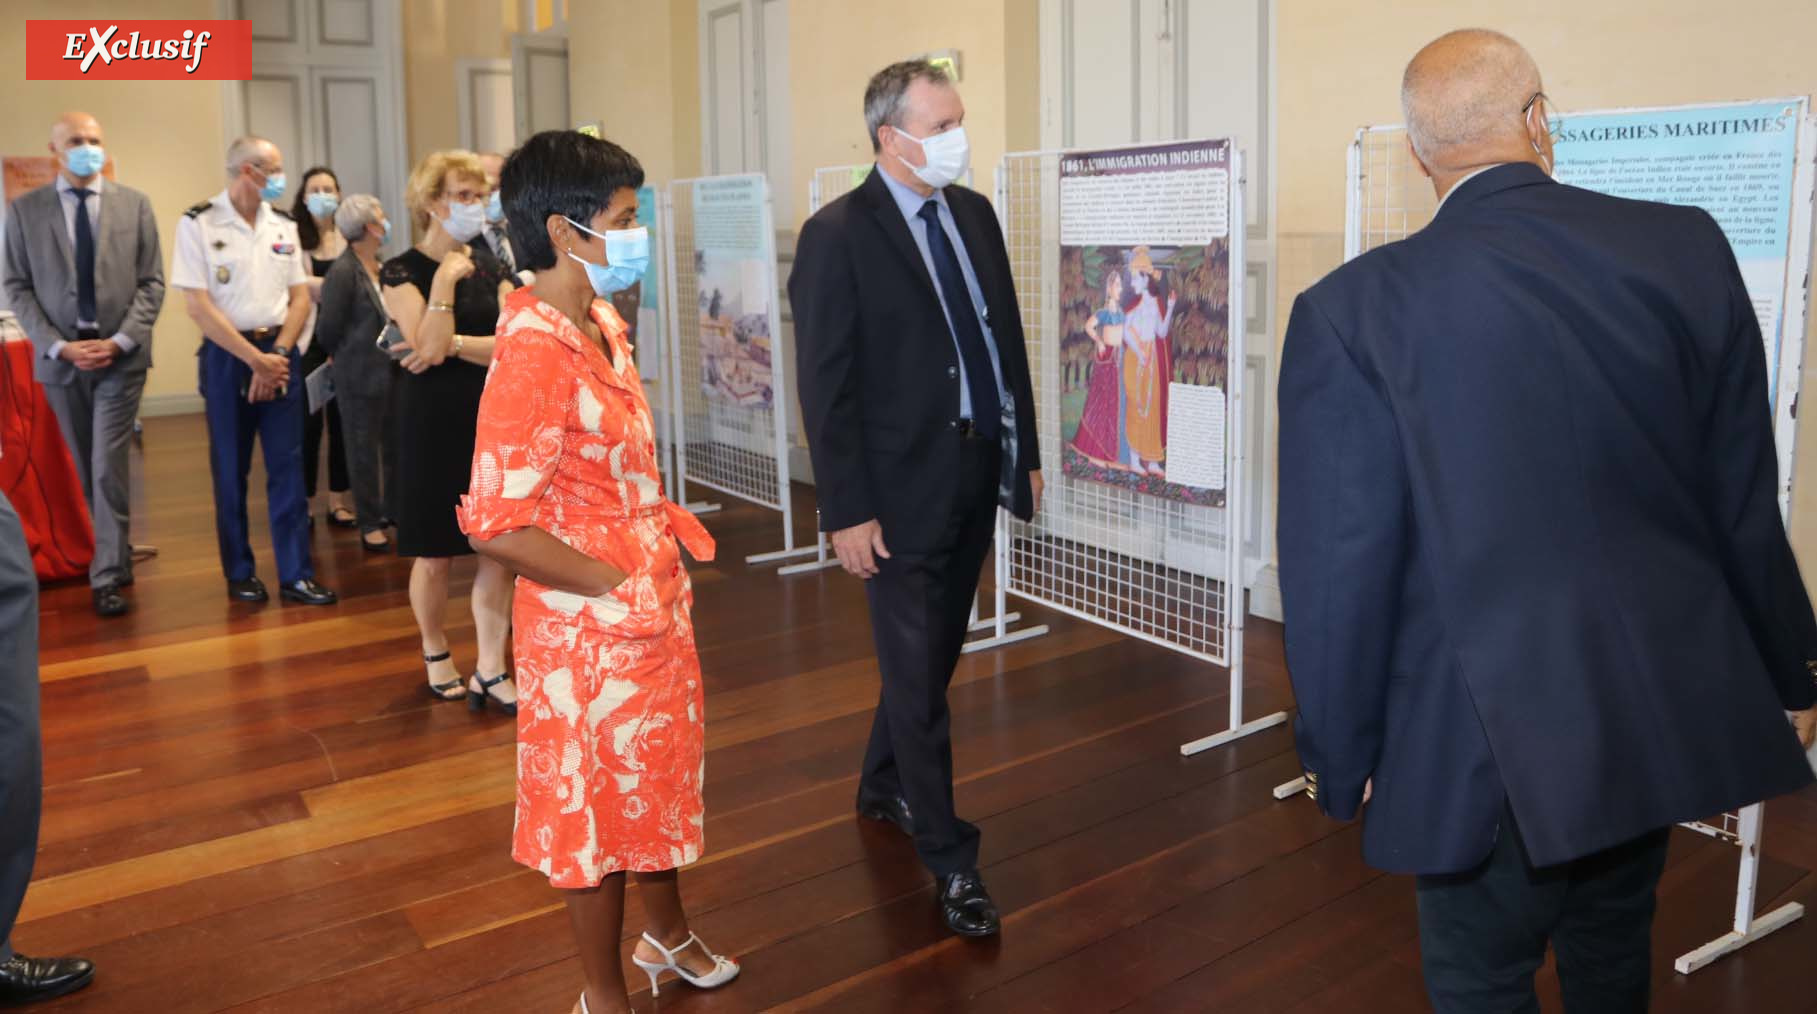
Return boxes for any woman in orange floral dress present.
[459,131,739,1014]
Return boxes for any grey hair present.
[863,60,952,153]
[334,193,384,241]
[1400,29,1541,165]
[225,135,275,178]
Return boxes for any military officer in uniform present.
[171,136,336,606]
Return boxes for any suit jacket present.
[1278,162,1817,876]
[314,245,393,399]
[788,169,1039,552]
[2,179,164,383]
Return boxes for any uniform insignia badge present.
[216,265,231,283]
[272,242,296,255]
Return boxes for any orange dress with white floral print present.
[458,286,715,888]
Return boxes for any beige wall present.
[566,0,700,188]
[400,0,520,168]
[0,0,225,410]
[1275,1,1817,589]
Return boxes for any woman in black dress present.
[292,166,356,529]
[381,150,516,710]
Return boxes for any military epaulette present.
[270,206,293,221]
[183,200,213,218]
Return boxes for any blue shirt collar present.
[876,163,947,224]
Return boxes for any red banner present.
[24,20,251,81]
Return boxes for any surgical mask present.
[486,190,504,223]
[63,144,105,178]
[305,192,339,219]
[439,199,488,242]
[259,170,287,203]
[564,217,649,296]
[370,219,391,244]
[894,125,970,190]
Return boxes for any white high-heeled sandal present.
[630,931,740,997]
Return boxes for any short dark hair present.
[864,60,952,153]
[500,131,645,271]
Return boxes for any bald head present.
[1402,29,1546,173]
[49,112,103,150]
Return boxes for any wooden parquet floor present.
[15,414,1817,1012]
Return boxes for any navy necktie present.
[489,226,515,272]
[72,188,97,324]
[917,200,999,438]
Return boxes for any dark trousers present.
[331,363,393,535]
[1417,807,1671,1014]
[200,340,313,584]
[302,400,349,499]
[0,491,42,961]
[859,432,999,878]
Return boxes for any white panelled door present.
[512,33,571,141]
[222,0,408,258]
[1040,0,1279,615]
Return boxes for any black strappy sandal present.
[469,672,518,716]
[423,651,464,700]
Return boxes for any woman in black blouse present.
[293,166,355,528]
[381,150,516,711]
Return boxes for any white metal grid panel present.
[664,174,792,514]
[996,147,1246,667]
[811,165,870,212]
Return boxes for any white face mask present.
[894,125,971,190]
[439,199,488,243]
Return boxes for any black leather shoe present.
[227,577,269,603]
[279,579,338,606]
[857,792,915,837]
[91,584,129,618]
[0,953,95,1005]
[938,871,1000,937]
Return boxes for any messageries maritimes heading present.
[25,21,252,81]
[1558,113,1793,145]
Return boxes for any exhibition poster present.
[692,175,775,409]
[1058,139,1232,508]
[610,184,661,376]
[1553,99,1804,394]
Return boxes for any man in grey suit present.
[2,111,165,617]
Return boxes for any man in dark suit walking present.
[1278,29,1817,1013]
[790,59,1042,938]
[2,111,164,618]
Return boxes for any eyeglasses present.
[1522,91,1564,143]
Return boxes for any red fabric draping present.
[0,337,94,581]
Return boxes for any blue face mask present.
[304,192,339,219]
[486,190,504,223]
[63,144,106,178]
[259,169,287,203]
[565,217,649,296]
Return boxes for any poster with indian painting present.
[1057,139,1232,507]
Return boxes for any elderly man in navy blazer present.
[1278,29,1817,1014]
